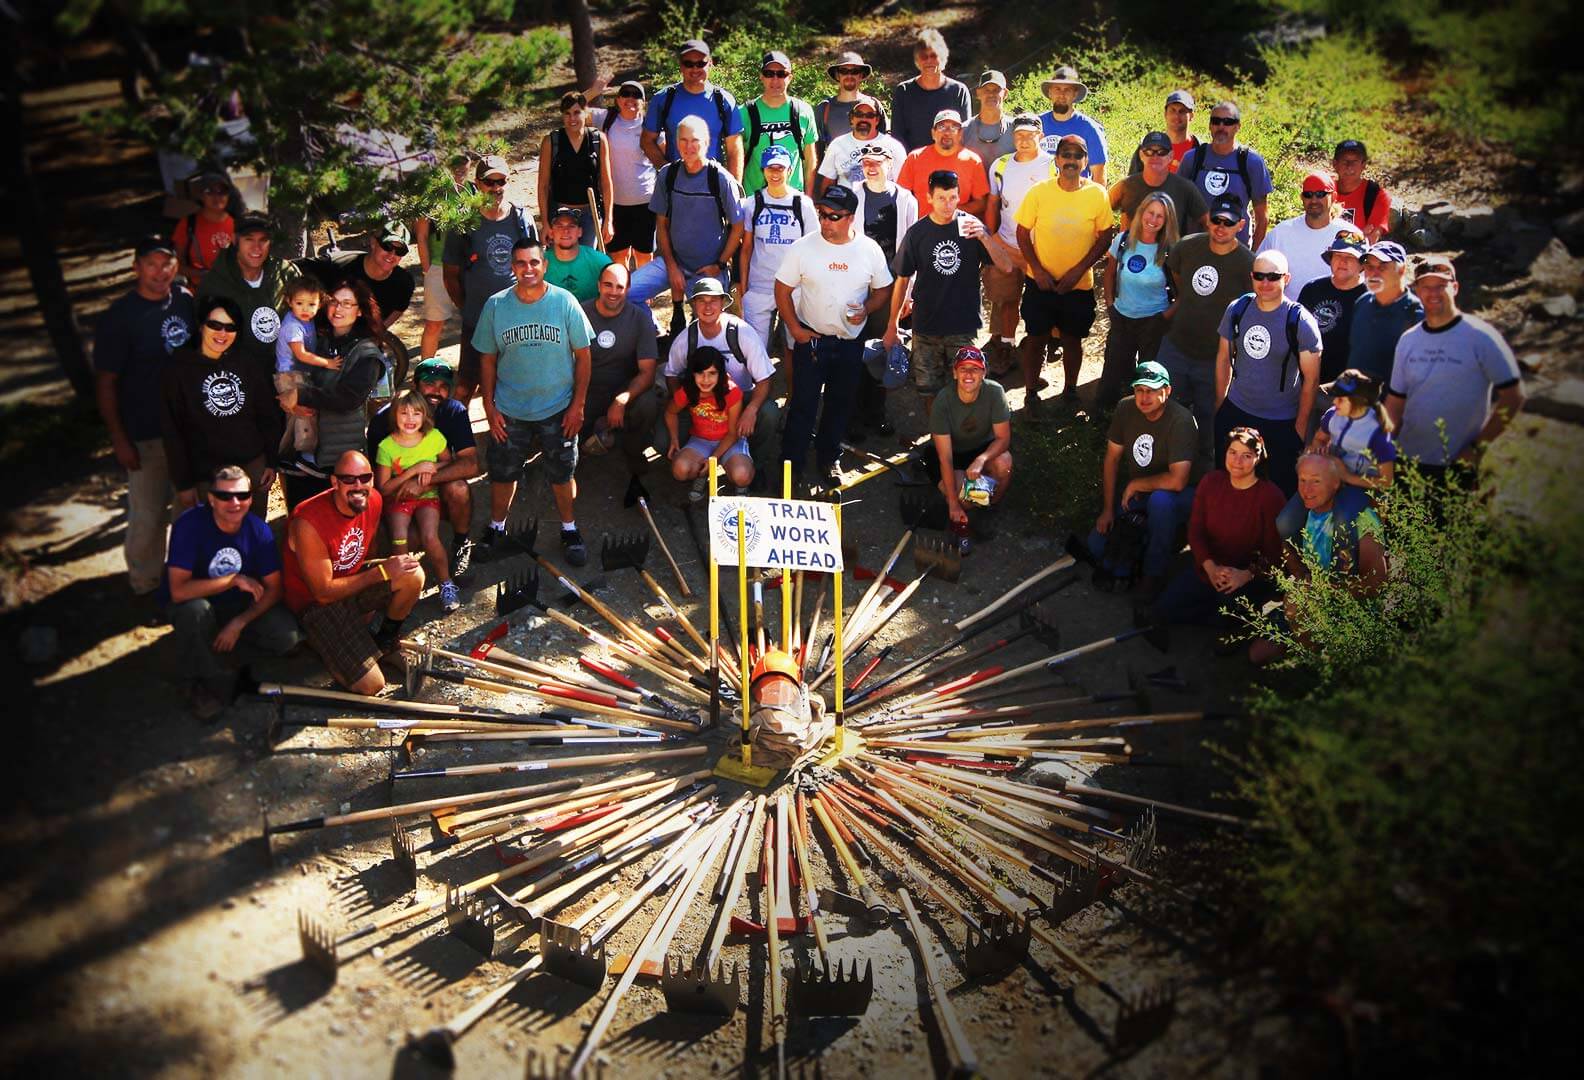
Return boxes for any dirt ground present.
[5,4,1582,1079]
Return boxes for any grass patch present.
[1006,410,1108,537]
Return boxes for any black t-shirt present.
[1296,276,1367,382]
[300,252,416,325]
[92,288,197,442]
[894,215,990,337]
[863,188,900,262]
[366,396,474,460]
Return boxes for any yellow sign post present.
[712,458,779,787]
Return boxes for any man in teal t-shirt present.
[542,205,613,301]
[738,50,819,194]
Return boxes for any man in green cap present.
[1078,360,1202,596]
[367,357,481,578]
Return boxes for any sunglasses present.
[1209,216,1240,227]
[1140,147,1169,156]
[618,89,642,99]
[1300,190,1331,199]
[680,58,708,69]
[1251,270,1284,282]
[1210,116,1239,126]
[335,472,375,485]
[204,319,237,332]
[851,111,878,121]
[210,489,253,502]
[478,177,506,188]
[761,68,789,78]
[1057,150,1086,159]
[836,67,865,76]
[379,240,409,255]
[817,210,852,221]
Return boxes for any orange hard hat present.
[750,648,801,688]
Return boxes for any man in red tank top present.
[284,450,425,694]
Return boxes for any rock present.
[18,626,58,665]
[1538,294,1579,318]
[1401,223,1441,252]
[1450,205,1496,241]
[1498,223,1555,271]
[1519,353,1547,373]
[329,1021,346,1036]
[1556,208,1584,254]
[1421,200,1454,223]
[1026,761,1088,788]
[1528,238,1584,292]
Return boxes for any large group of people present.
[90,28,1526,717]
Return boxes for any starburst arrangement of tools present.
[255,497,1237,1079]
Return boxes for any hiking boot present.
[476,525,508,562]
[560,527,588,567]
[190,680,227,724]
[439,580,461,613]
[450,534,474,582]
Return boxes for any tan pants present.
[274,371,318,454]
[125,438,174,595]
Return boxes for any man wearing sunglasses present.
[200,211,289,375]
[1110,131,1209,234]
[284,450,425,696]
[1178,102,1272,248]
[815,97,905,194]
[300,220,416,330]
[164,465,302,721]
[642,39,744,175]
[1257,172,1355,300]
[736,51,818,195]
[814,51,886,149]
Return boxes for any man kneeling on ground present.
[165,464,304,721]
[928,345,1012,556]
[282,450,424,694]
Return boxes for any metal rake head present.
[962,914,1032,978]
[537,917,608,988]
[912,534,962,583]
[1019,598,1064,649]
[297,909,338,979]
[524,1046,603,1080]
[1113,982,1178,1050]
[660,956,742,1015]
[1046,855,1104,926]
[1124,808,1158,871]
[599,531,650,572]
[390,820,418,889]
[447,885,530,959]
[788,955,874,1016]
[508,517,539,557]
[899,490,948,531]
[495,566,542,617]
[401,641,434,696]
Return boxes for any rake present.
[962,913,1032,978]
[598,532,650,574]
[912,533,962,584]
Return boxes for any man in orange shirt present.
[896,110,989,219]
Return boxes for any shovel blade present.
[1113,983,1177,1050]
[538,917,608,988]
[789,955,874,1016]
[599,531,650,572]
[495,567,542,617]
[297,909,339,979]
[962,914,1032,978]
[913,534,962,583]
[660,956,741,1015]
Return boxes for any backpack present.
[991,153,1057,190]
[752,189,809,235]
[601,107,620,134]
[1361,179,1381,222]
[746,99,812,160]
[1227,293,1304,393]
[686,319,744,367]
[657,83,732,143]
[660,160,733,225]
[463,205,538,271]
[1189,143,1253,201]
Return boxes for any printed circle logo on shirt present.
[200,370,245,417]
[931,240,962,276]
[1191,266,1219,296]
[1038,134,1061,156]
[1242,325,1272,360]
[596,330,616,350]
[161,314,191,353]
[1132,433,1155,468]
[1313,299,1341,333]
[334,526,368,572]
[1126,254,1148,274]
[207,546,243,578]
[1204,170,1230,197]
[251,305,280,343]
[486,233,514,274]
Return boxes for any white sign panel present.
[709,497,844,571]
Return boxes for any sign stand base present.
[713,751,780,788]
[817,724,864,767]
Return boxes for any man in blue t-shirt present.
[472,238,595,565]
[641,38,745,175]
[1348,241,1423,385]
[1036,65,1108,184]
[1178,102,1273,249]
[163,465,302,720]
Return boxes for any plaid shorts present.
[486,409,578,485]
[299,579,392,689]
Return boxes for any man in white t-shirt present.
[737,146,815,355]
[816,99,906,195]
[1258,171,1355,300]
[981,114,1053,373]
[773,185,895,486]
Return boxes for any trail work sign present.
[709,497,845,571]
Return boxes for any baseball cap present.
[1138,130,1172,153]
[476,155,509,180]
[760,145,793,169]
[235,211,274,237]
[953,346,987,370]
[688,276,728,299]
[1056,133,1088,154]
[1321,230,1368,262]
[857,141,893,160]
[1131,361,1171,389]
[413,358,455,386]
[616,79,645,100]
[1364,240,1407,265]
[1334,138,1368,159]
[550,205,583,224]
[1011,113,1043,133]
[134,234,177,258]
[1410,255,1457,283]
[1318,368,1382,402]
[378,221,411,247]
[678,39,711,58]
[1208,194,1245,223]
[932,109,964,128]
[1166,89,1195,111]
[816,184,859,214]
[761,50,790,70]
[977,70,1007,90]
[1302,170,1335,194]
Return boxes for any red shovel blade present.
[729,915,767,936]
[540,804,621,833]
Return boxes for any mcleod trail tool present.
[637,495,693,598]
[662,795,763,1014]
[912,533,962,584]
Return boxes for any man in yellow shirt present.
[1014,133,1113,409]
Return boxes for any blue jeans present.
[1086,485,1197,577]
[1154,567,1276,625]
[1156,337,1216,469]
[780,334,865,473]
[627,258,732,305]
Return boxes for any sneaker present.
[476,525,508,562]
[689,476,707,505]
[560,527,588,567]
[190,680,226,724]
[450,534,474,582]
[439,580,461,613]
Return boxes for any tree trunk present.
[567,0,596,90]
[1,63,93,402]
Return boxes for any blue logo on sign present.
[1126,254,1147,274]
